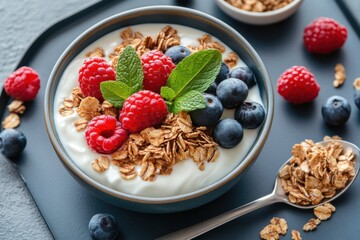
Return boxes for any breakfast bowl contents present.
[44,6,273,213]
[216,0,304,25]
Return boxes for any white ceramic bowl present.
[44,6,274,213]
[216,0,304,25]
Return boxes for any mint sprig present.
[116,46,143,93]
[171,90,206,113]
[100,46,143,107]
[100,81,131,108]
[160,49,222,113]
[100,47,222,113]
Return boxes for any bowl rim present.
[44,5,274,205]
[217,0,303,17]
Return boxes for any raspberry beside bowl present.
[44,6,274,213]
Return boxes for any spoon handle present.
[156,193,280,240]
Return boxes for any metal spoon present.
[157,140,360,240]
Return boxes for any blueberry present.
[215,62,229,84]
[229,67,256,88]
[216,78,248,109]
[212,118,243,149]
[89,213,119,240]
[355,90,360,109]
[164,45,191,64]
[205,82,217,95]
[190,94,223,128]
[321,95,351,126]
[0,129,27,159]
[235,102,265,129]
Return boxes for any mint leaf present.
[160,86,175,100]
[116,46,143,93]
[166,50,222,101]
[100,81,131,108]
[171,90,206,113]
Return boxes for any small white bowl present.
[216,0,304,25]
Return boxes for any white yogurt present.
[54,24,264,198]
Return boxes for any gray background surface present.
[0,1,87,239]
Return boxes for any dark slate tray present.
[2,0,360,239]
[336,0,360,38]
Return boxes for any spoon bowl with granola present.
[157,139,359,239]
[44,6,274,213]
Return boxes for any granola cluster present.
[60,88,219,182]
[225,0,293,12]
[333,63,346,88]
[279,138,355,206]
[85,26,238,71]
[260,202,336,239]
[2,100,26,129]
[110,112,219,181]
[353,77,360,90]
[109,25,181,69]
[59,87,118,131]
[259,217,288,240]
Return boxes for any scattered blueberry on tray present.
[321,95,351,126]
[89,213,120,240]
[0,128,27,159]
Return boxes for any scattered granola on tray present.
[333,63,346,88]
[259,217,288,240]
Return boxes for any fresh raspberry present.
[85,115,128,154]
[78,57,116,101]
[4,66,40,101]
[141,50,175,93]
[277,66,320,104]
[119,90,168,133]
[303,17,347,54]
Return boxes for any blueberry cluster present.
[191,63,265,149]
[164,46,265,149]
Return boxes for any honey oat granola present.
[1,100,27,129]
[110,25,181,69]
[303,218,321,231]
[226,0,293,12]
[353,77,360,90]
[259,217,288,240]
[313,202,336,220]
[291,230,302,240]
[92,156,110,172]
[333,63,346,88]
[2,113,20,129]
[8,100,25,114]
[279,138,355,206]
[111,112,219,181]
